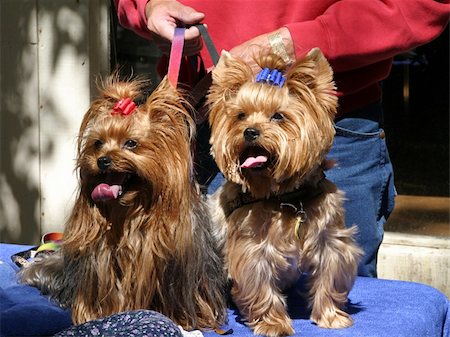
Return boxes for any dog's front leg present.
[301,206,361,329]
[228,240,295,337]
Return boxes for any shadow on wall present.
[0,1,89,244]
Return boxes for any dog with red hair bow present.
[20,75,227,330]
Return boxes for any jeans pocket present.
[334,123,384,139]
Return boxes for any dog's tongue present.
[91,183,122,202]
[241,156,268,169]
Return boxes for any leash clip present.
[281,202,307,240]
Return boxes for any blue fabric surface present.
[1,243,448,337]
[0,244,71,337]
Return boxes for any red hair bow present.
[112,98,136,116]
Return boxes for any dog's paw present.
[311,308,353,329]
[252,318,295,337]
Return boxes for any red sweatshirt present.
[115,0,449,115]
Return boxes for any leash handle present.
[167,24,219,87]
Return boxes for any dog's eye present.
[94,139,103,149]
[237,112,246,120]
[271,112,285,121]
[124,139,138,150]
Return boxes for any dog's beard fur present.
[207,49,363,336]
[19,75,227,330]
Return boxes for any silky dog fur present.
[207,49,362,336]
[20,75,227,330]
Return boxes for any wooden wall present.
[1,0,110,244]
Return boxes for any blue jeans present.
[326,102,396,277]
[201,102,396,278]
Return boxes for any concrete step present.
[378,195,449,297]
[378,232,449,297]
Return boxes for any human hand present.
[145,0,205,55]
[229,27,295,73]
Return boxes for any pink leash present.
[167,25,219,88]
[167,27,186,87]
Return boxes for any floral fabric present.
[54,310,182,337]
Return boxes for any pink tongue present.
[91,183,122,202]
[241,156,268,169]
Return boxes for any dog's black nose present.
[244,128,260,142]
[97,156,112,170]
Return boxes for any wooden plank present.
[0,1,41,244]
[37,0,90,235]
[0,0,109,244]
[37,0,109,236]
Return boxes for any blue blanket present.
[1,243,448,337]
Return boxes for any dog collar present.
[226,172,326,217]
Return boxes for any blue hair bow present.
[255,68,286,87]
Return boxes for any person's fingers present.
[149,2,204,39]
[154,22,174,41]
[184,25,202,40]
[145,0,205,55]
[173,4,204,25]
[229,42,262,73]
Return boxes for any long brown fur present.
[207,49,362,336]
[19,75,227,330]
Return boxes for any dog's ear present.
[143,76,195,138]
[286,48,338,117]
[147,76,178,103]
[211,51,253,95]
[144,76,187,117]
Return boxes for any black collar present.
[226,172,326,216]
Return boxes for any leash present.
[167,24,219,124]
[195,24,219,65]
[167,29,233,332]
[167,27,186,87]
[168,24,219,87]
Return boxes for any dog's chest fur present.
[217,186,307,290]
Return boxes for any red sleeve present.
[115,0,152,40]
[286,0,450,72]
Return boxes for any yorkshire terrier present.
[19,75,227,330]
[207,49,363,336]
